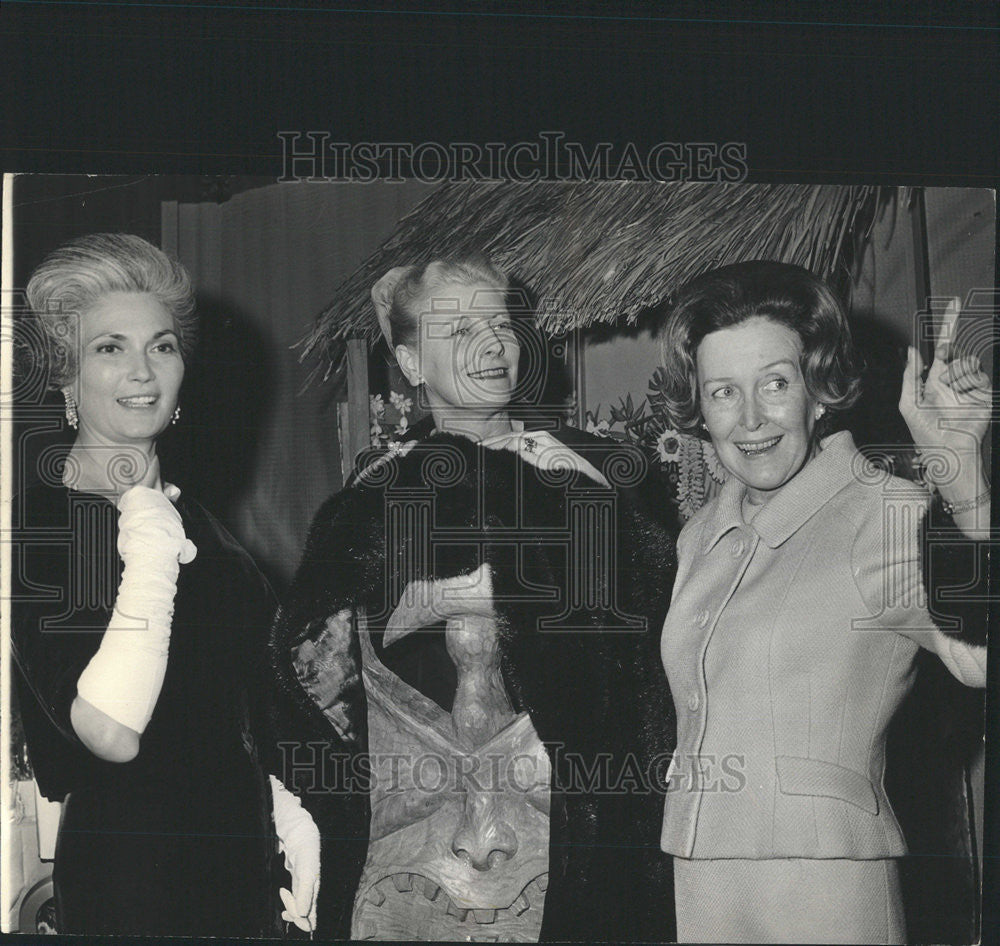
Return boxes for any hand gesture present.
[117,485,197,566]
[899,297,993,474]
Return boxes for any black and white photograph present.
[1,4,997,945]
[2,174,993,943]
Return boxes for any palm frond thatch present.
[301,182,892,386]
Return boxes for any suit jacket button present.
[731,538,746,558]
[696,609,710,627]
[687,693,700,711]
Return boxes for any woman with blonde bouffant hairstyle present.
[12,233,313,936]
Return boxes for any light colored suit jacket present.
[659,431,986,860]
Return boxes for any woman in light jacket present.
[656,261,989,943]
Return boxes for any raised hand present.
[899,297,992,536]
[899,297,993,470]
[117,486,198,566]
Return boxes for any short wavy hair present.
[659,260,862,434]
[25,233,197,390]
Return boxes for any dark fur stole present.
[269,432,678,941]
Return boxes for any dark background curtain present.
[160,181,433,588]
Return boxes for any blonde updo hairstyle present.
[370,256,510,353]
[26,232,197,390]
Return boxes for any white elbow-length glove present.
[270,775,321,933]
[75,484,197,734]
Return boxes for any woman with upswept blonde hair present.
[12,233,309,936]
[270,254,679,942]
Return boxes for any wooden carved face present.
[352,603,551,942]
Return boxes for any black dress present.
[11,481,278,937]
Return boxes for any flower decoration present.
[371,388,420,450]
[577,367,725,519]
[655,428,682,463]
[701,439,728,485]
[389,391,412,415]
[585,412,612,438]
[367,365,723,518]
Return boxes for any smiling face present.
[696,316,822,502]
[397,281,520,421]
[66,291,184,450]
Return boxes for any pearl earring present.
[172,405,181,425]
[815,404,826,419]
[63,391,79,430]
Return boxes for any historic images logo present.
[278,131,748,183]
[277,741,748,797]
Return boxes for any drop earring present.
[63,391,79,430]
[815,404,826,420]
[172,405,181,425]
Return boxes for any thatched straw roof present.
[301,182,889,385]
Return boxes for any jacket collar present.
[701,430,859,553]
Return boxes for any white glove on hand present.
[270,775,320,933]
[75,485,197,734]
[116,484,198,566]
